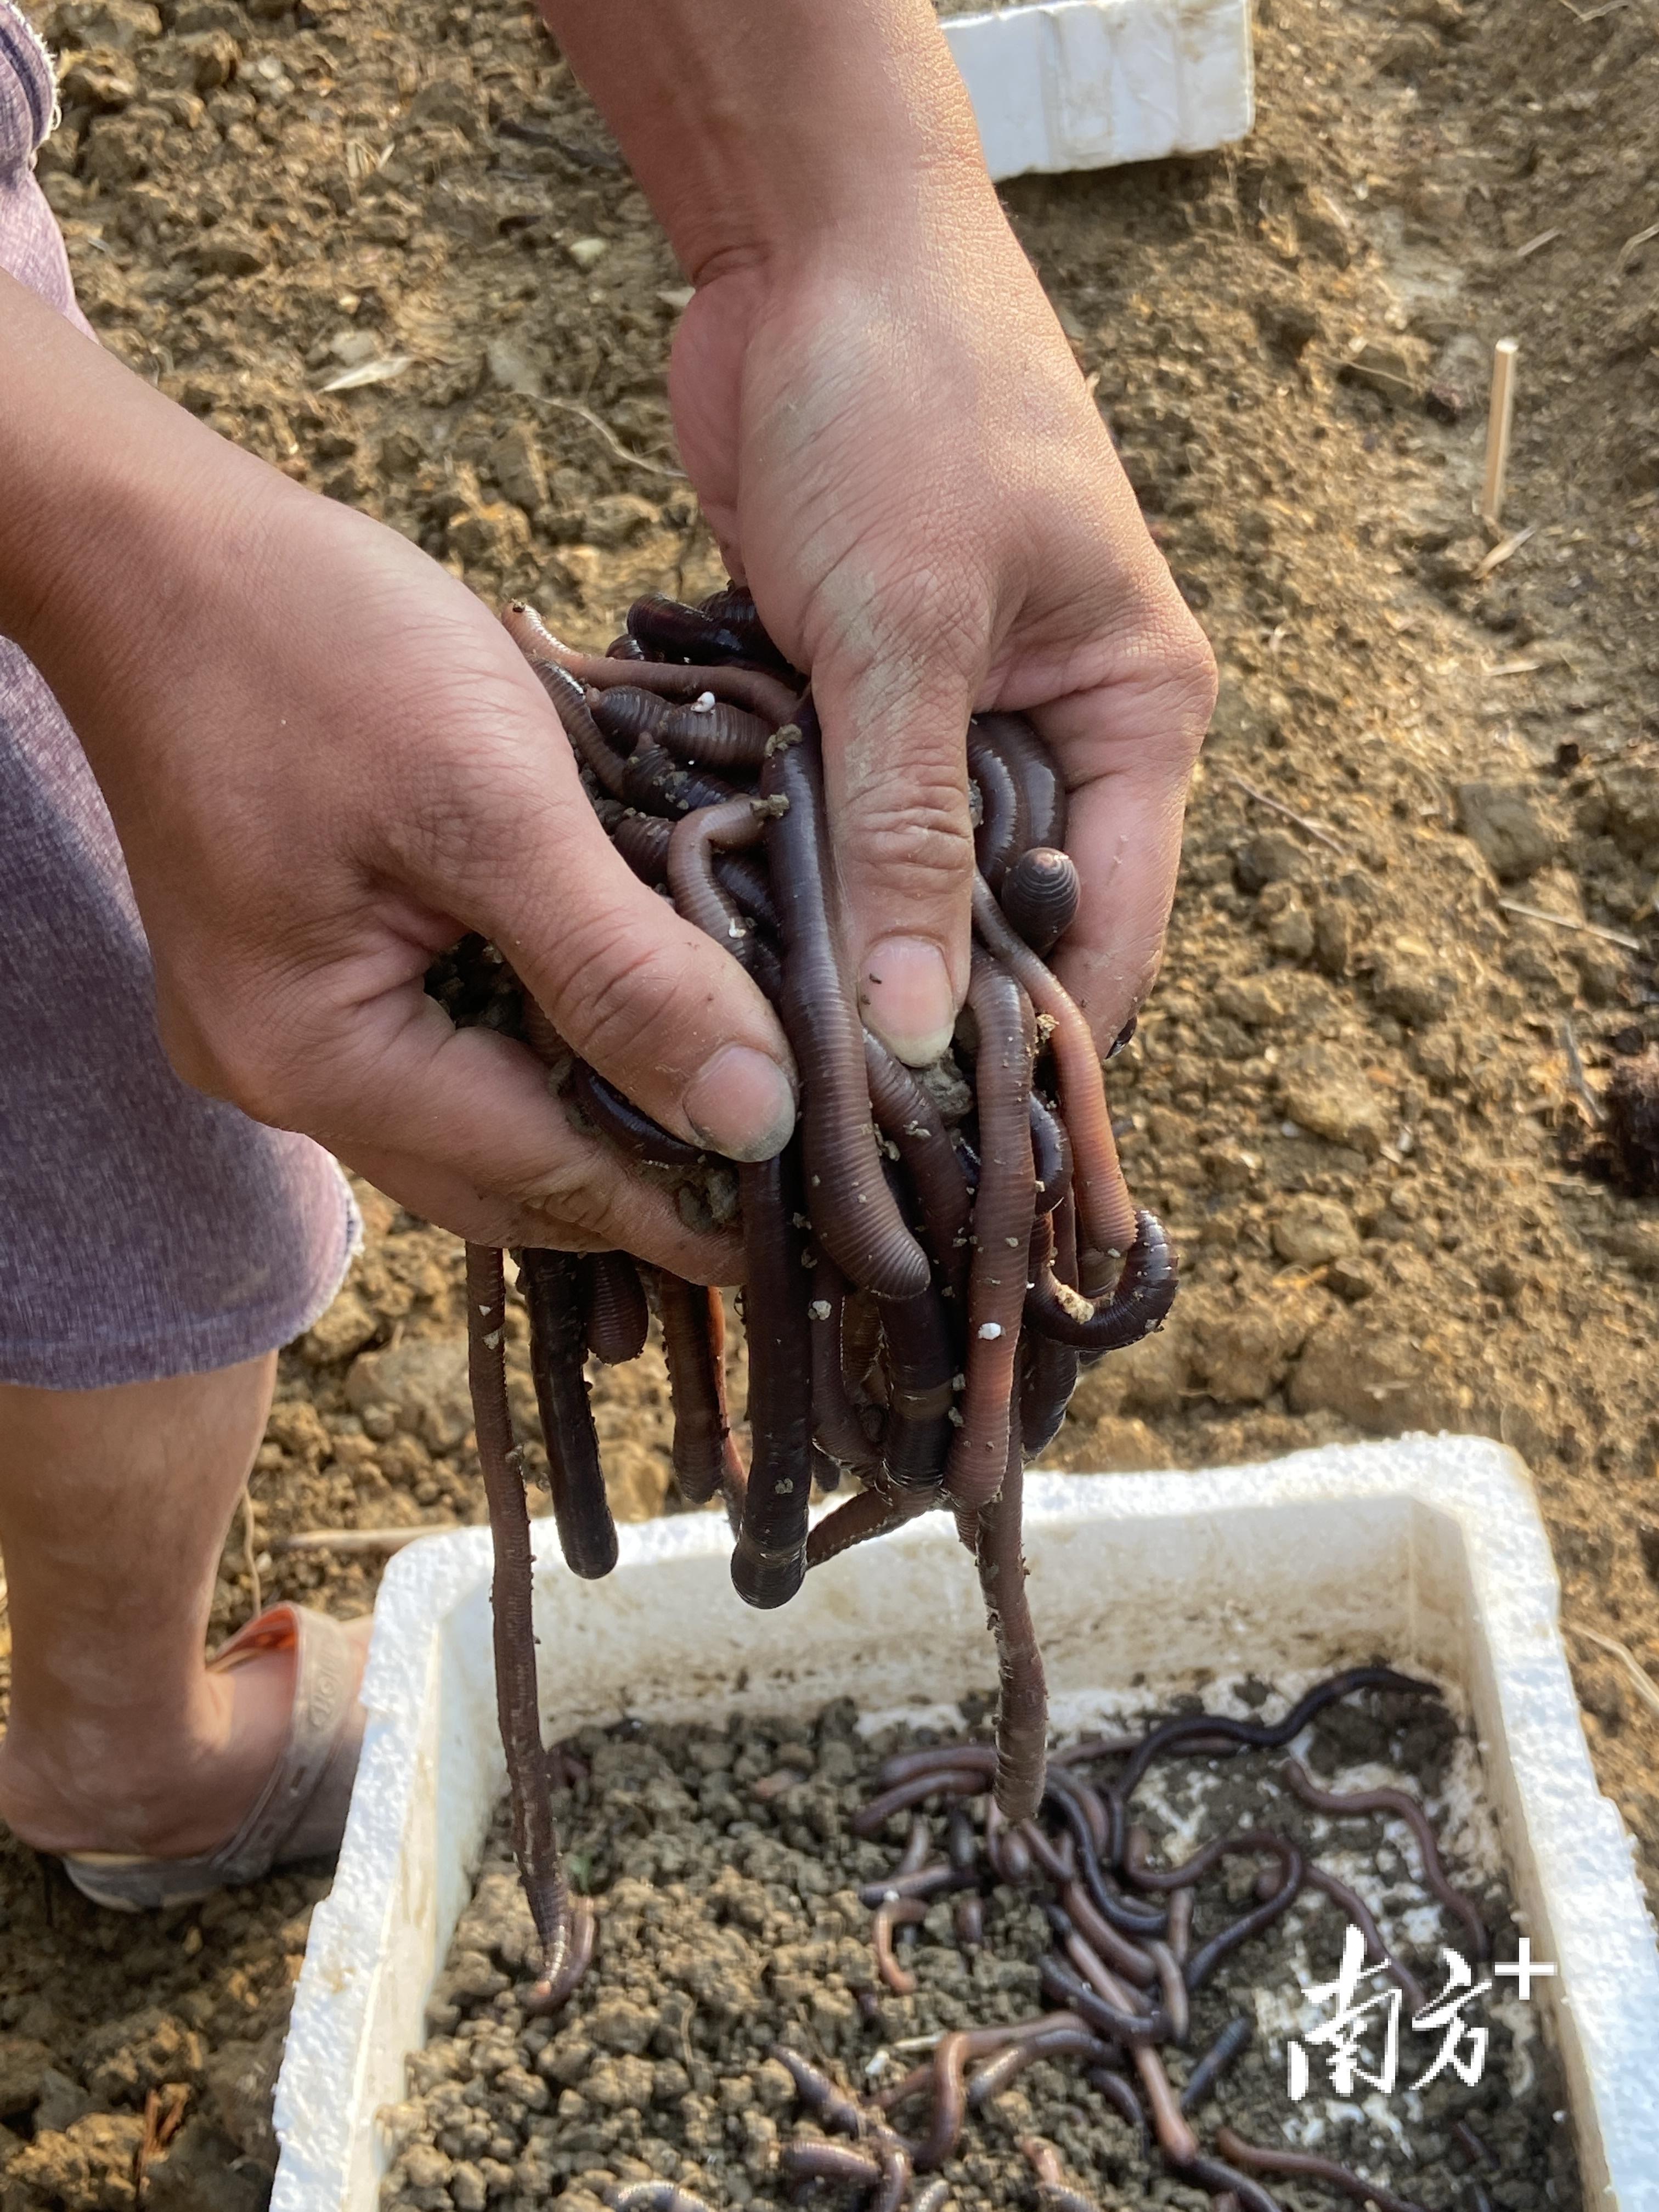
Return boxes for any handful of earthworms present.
[600,1666,1496,2212]
[448,585,1176,2010]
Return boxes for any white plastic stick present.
[1481,337,1519,527]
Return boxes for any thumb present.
[812,599,980,1068]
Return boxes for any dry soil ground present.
[2,0,1657,2199]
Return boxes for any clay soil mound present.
[3,0,1656,2198]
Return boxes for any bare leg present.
[0,1353,326,1858]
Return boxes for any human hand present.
[0,276,794,1269]
[668,199,1216,1067]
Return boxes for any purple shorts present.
[1,1,358,1389]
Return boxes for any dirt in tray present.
[4,0,1658,2196]
[380,1686,1579,2212]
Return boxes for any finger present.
[811,580,983,1068]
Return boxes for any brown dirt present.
[3,0,1657,2197]
[382,1689,1577,2212]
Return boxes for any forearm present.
[535,0,992,278]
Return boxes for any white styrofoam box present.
[274,1438,1659,2212]
[940,0,1254,179]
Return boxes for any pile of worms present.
[446,586,1177,2010]
[600,1666,1499,2212]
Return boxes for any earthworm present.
[1058,1881,1159,1987]
[878,1285,956,1496]
[522,656,631,797]
[622,739,736,819]
[970,1427,1048,1818]
[657,694,775,772]
[985,1800,1032,1883]
[1165,1886,1193,1966]
[879,2020,1064,2115]
[1133,2041,1198,2167]
[1453,2120,1493,2167]
[971,872,1132,1260]
[1046,1764,1110,1858]
[872,2142,911,2212]
[1019,2138,1102,2212]
[877,1742,998,1789]
[1019,1283,1078,1458]
[582,1251,649,1364]
[666,794,781,992]
[946,961,1037,1509]
[504,600,800,724]
[777,2142,881,2188]
[604,633,646,659]
[1113,1666,1437,1799]
[803,1481,907,1570]
[1302,1861,1429,2015]
[1214,2129,1431,2212]
[909,2030,971,2168]
[656,1275,744,1510]
[1045,1783,1165,1937]
[1178,2162,1283,2212]
[872,1895,927,1993]
[731,1152,814,1607]
[610,808,673,883]
[966,2028,1118,2111]
[628,590,795,679]
[1179,2018,1252,2113]
[1039,1955,1163,2045]
[571,1059,706,1169]
[1024,1206,1179,1354]
[1019,1818,1075,1886]
[850,1768,992,1836]
[966,720,1028,889]
[1002,847,1082,957]
[1084,2067,1149,2153]
[524,1895,595,2016]
[1282,1757,1488,1960]
[809,1263,883,1476]
[760,716,930,1301]
[953,1893,984,1951]
[947,1805,977,1871]
[1051,1731,1142,1766]
[970,712,1068,851]
[897,1816,933,1876]
[714,847,780,932]
[1124,1829,1304,1990]
[1028,1092,1074,1212]
[857,1863,970,1908]
[1060,1920,1158,2024]
[520,1248,619,1581]
[603,2187,718,2212]
[695,584,797,675]
[863,1031,974,1311]
[1147,1938,1189,2042]
[768,2047,871,2140]
[910,2183,950,2212]
[464,1245,569,1990]
[588,682,670,749]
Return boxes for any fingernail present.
[860,937,957,1066]
[684,1046,797,1161]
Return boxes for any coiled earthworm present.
[864,1031,974,1312]
[588,682,670,749]
[1302,1862,1428,2016]
[1127,1829,1305,1991]
[1046,1763,1110,1858]
[582,1251,648,1364]
[971,1427,1048,1818]
[1214,2129,1431,2212]
[571,1059,706,1170]
[850,1768,991,1836]
[872,1895,927,1993]
[622,739,736,819]
[656,1274,744,1513]
[761,717,931,1301]
[657,693,775,773]
[731,1152,813,1607]
[520,1248,619,1581]
[810,1262,883,1476]
[909,2029,971,2168]
[504,600,801,724]
[966,720,1028,890]
[970,712,1068,851]
[1001,845,1082,956]
[1179,2017,1252,2113]
[946,961,1037,1509]
[1112,1666,1438,1800]
[1018,1817,1075,1886]
[1282,1757,1489,1961]
[1019,2137,1103,2212]
[1084,2067,1149,2154]
[464,1245,570,1993]
[666,794,781,994]
[522,656,631,797]
[970,872,1133,1261]
[1024,1206,1180,1354]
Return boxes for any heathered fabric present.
[1,1,360,1388]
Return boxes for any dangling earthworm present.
[666,795,782,996]
[971,871,1133,1261]
[802,1480,909,1570]
[1112,1666,1437,1799]
[519,656,632,797]
[945,960,1036,1510]
[1302,1863,1429,2015]
[1019,2137,1103,2212]
[657,694,775,773]
[863,1031,974,1312]
[504,601,801,725]
[582,1252,649,1364]
[1281,1758,1489,1960]
[970,711,1068,850]
[519,1248,619,1581]
[1024,1207,1180,1354]
[1020,1217,1080,1459]
[809,1261,883,1476]
[1214,2129,1431,2212]
[570,1059,707,1170]
[464,1244,569,1995]
[524,1895,595,2016]
[1178,2017,1252,2113]
[622,740,737,819]
[878,1286,955,1497]
[971,1425,1047,1819]
[656,1274,745,1513]
[1002,845,1082,956]
[966,720,1028,890]
[761,715,931,1302]
[731,1150,814,1607]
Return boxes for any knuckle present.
[849,781,975,901]
[553,919,707,1087]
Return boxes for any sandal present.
[59,1602,370,1912]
